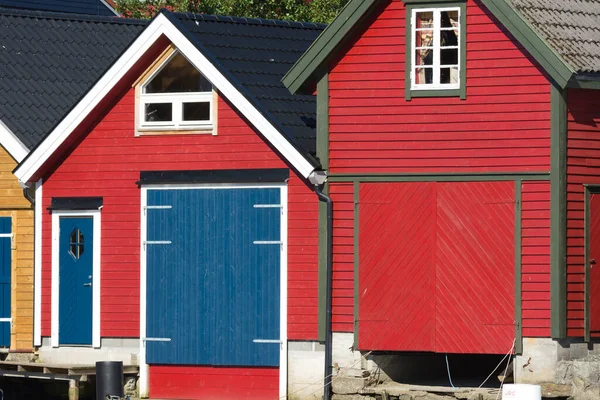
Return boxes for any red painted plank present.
[149,365,279,400]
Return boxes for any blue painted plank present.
[146,188,281,367]
[0,216,10,347]
[59,217,93,345]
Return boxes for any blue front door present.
[0,217,11,347]
[59,217,93,345]
[145,188,281,366]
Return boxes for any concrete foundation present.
[288,341,325,400]
[38,337,139,365]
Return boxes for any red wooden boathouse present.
[284,0,600,384]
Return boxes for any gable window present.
[405,2,466,100]
[138,50,215,132]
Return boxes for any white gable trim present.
[100,0,119,16]
[14,13,316,184]
[0,120,29,162]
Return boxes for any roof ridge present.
[0,6,147,25]
[169,10,327,30]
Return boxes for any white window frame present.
[139,51,214,132]
[411,6,461,91]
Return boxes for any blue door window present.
[146,188,281,367]
[59,217,94,345]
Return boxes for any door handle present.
[83,283,92,287]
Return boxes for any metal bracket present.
[253,204,283,209]
[253,241,283,245]
[144,205,172,215]
[143,241,172,249]
[253,339,282,344]
[142,338,171,342]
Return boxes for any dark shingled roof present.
[167,12,325,159]
[0,8,146,149]
[0,0,116,16]
[508,0,600,73]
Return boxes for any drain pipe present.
[23,186,34,204]
[314,180,333,400]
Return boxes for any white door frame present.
[139,183,288,399]
[51,210,102,348]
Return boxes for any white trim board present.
[0,120,29,163]
[33,179,43,347]
[139,184,288,399]
[14,12,316,184]
[51,210,102,349]
[100,0,120,16]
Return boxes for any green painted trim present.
[328,172,550,183]
[550,85,568,339]
[568,78,600,90]
[405,1,467,101]
[317,74,330,170]
[282,0,382,94]
[353,181,360,348]
[318,183,329,342]
[479,0,573,88]
[515,179,523,354]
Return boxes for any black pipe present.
[23,187,34,204]
[315,184,333,400]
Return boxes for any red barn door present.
[358,182,515,354]
[589,193,600,337]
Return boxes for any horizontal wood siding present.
[0,148,33,351]
[331,183,355,332]
[327,0,551,174]
[149,365,279,400]
[521,181,551,337]
[41,83,318,340]
[566,89,600,337]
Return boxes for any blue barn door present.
[59,217,94,345]
[0,218,11,347]
[145,187,281,366]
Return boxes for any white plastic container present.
[502,384,542,400]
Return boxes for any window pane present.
[146,53,212,93]
[416,12,433,29]
[441,10,459,28]
[416,29,433,48]
[441,67,459,84]
[416,49,434,66]
[440,48,459,66]
[145,103,172,122]
[440,29,459,47]
[182,102,210,122]
[415,67,433,84]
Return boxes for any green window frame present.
[404,0,467,100]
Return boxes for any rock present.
[332,395,374,400]
[332,376,367,395]
[556,358,600,400]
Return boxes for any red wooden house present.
[13,11,326,400]
[284,0,600,385]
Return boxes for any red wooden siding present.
[589,194,600,336]
[331,183,355,332]
[40,68,318,341]
[358,182,515,354]
[566,89,600,337]
[149,365,278,400]
[358,182,436,351]
[521,181,551,337]
[327,0,551,174]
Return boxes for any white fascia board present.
[15,13,316,184]
[100,0,119,16]
[0,120,29,163]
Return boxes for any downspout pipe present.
[23,186,34,204]
[314,183,333,400]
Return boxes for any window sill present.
[136,128,216,136]
[406,88,465,101]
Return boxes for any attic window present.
[139,51,214,131]
[406,2,466,100]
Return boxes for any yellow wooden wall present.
[0,147,33,351]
